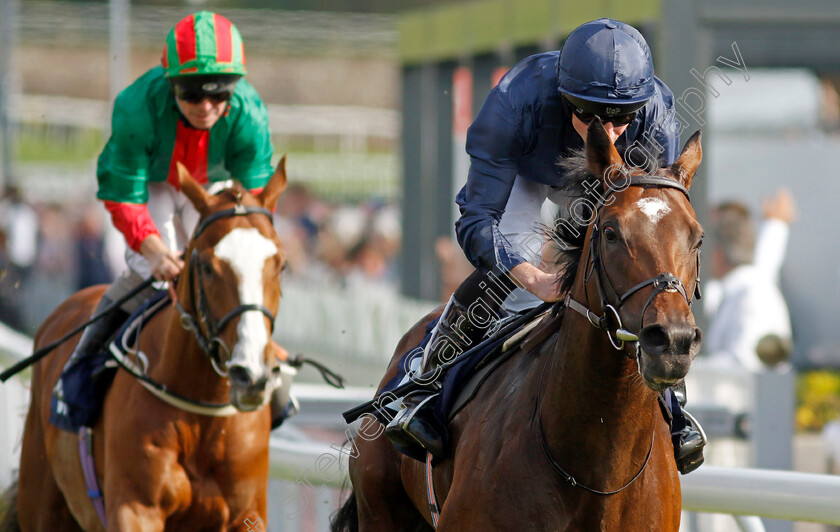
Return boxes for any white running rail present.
[5,321,840,529]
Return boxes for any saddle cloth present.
[375,304,561,462]
[49,291,170,432]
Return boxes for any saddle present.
[49,291,170,432]
[360,302,563,461]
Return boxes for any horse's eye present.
[201,262,214,276]
[695,235,705,250]
[603,226,619,243]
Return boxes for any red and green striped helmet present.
[162,11,247,79]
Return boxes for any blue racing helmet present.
[558,18,655,117]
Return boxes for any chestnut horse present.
[333,121,704,531]
[10,160,288,530]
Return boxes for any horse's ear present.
[257,155,288,210]
[586,118,624,187]
[669,130,702,189]
[177,162,211,214]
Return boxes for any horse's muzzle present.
[229,364,270,411]
[637,323,702,389]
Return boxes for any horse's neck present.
[145,306,231,405]
[539,289,658,477]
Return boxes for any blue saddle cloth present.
[373,306,685,463]
[48,290,169,432]
[376,317,511,462]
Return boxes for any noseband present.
[565,175,702,357]
[175,203,277,376]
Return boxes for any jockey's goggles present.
[567,102,637,127]
[171,75,240,104]
[175,87,233,104]
[562,94,644,127]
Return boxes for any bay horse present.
[333,121,704,531]
[8,159,288,530]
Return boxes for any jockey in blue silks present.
[385,18,705,474]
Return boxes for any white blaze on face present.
[636,197,671,224]
[213,227,278,377]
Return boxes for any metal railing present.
[682,466,840,525]
[17,94,401,202]
[265,429,840,530]
[3,315,840,530]
[18,95,400,141]
[18,2,397,56]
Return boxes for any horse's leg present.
[351,432,432,532]
[17,390,84,532]
[17,354,91,532]
[17,287,109,531]
[338,306,443,532]
[108,502,166,531]
[37,340,108,530]
[105,425,171,531]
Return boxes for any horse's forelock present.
[213,184,248,202]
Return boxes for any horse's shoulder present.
[447,323,564,459]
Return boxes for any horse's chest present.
[168,441,263,526]
[164,469,256,528]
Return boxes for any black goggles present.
[173,85,233,104]
[567,102,637,127]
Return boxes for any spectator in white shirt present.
[704,189,795,371]
[0,186,38,275]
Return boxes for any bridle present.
[565,174,702,358]
[174,203,278,376]
[535,173,702,495]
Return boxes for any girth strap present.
[79,426,107,527]
[426,452,441,528]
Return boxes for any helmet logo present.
[604,106,621,116]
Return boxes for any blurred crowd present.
[274,183,402,295]
[0,182,404,335]
[0,185,121,334]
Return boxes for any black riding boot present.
[667,381,706,475]
[384,389,444,457]
[51,296,130,430]
[384,295,482,457]
[421,295,483,369]
[65,297,130,373]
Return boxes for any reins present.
[0,276,157,382]
[533,341,655,495]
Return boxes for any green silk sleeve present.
[96,89,155,204]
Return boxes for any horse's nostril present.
[229,366,253,388]
[670,326,701,354]
[639,324,670,354]
[639,324,701,356]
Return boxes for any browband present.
[620,175,690,202]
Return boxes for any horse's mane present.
[547,148,658,293]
